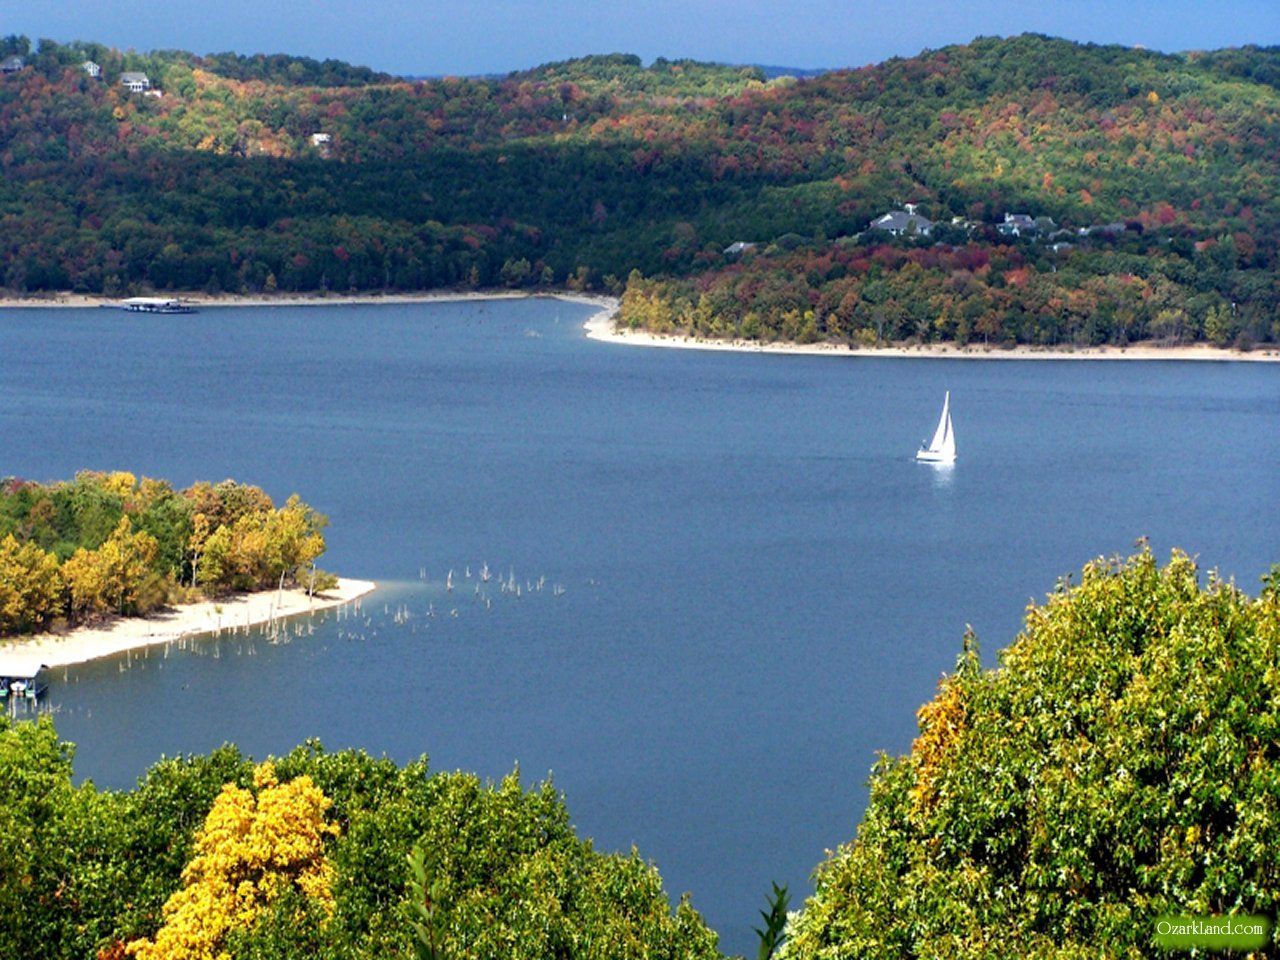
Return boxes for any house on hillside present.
[868,203,934,237]
[0,55,25,74]
[120,71,151,93]
[1079,222,1127,237]
[997,212,1036,237]
[82,60,101,79]
[723,241,756,257]
[995,213,1058,238]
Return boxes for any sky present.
[2,0,1279,76]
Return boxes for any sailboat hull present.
[915,449,955,463]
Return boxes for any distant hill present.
[753,64,832,78]
[0,33,1275,347]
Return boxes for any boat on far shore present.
[120,296,196,314]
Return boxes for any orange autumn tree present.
[128,761,337,960]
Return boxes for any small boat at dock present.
[0,656,50,703]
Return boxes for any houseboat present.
[121,297,196,314]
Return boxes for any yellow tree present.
[62,517,160,619]
[61,546,111,620]
[97,516,160,614]
[187,513,212,588]
[194,523,237,593]
[128,762,337,960]
[264,495,327,596]
[0,535,63,634]
[100,470,139,500]
[197,497,327,595]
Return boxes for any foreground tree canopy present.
[3,546,1278,955]
[783,548,1280,959]
[126,761,338,960]
[0,35,1277,347]
[0,471,331,635]
[0,719,720,960]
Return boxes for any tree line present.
[0,471,331,636]
[618,228,1278,349]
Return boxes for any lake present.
[1,297,1277,953]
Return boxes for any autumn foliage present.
[127,762,337,960]
[0,721,721,959]
[0,471,331,636]
[783,549,1280,958]
[0,34,1276,344]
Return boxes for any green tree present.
[783,548,1280,959]
[0,721,721,960]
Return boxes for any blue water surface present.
[1,297,1277,953]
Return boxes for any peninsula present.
[0,471,368,666]
[584,308,1280,361]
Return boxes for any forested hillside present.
[1,33,1278,345]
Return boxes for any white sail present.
[916,391,957,463]
[927,392,950,451]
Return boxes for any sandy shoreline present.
[0,578,376,670]
[4,287,1273,361]
[584,314,1280,362]
[0,288,612,311]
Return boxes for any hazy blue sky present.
[4,0,1279,75]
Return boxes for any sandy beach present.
[584,313,1280,362]
[0,578,376,670]
[4,287,1273,361]
[0,288,606,311]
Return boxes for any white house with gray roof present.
[868,203,934,237]
[120,71,151,93]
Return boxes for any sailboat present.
[916,391,957,463]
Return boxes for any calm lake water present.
[2,298,1278,952]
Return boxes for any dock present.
[0,654,50,703]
